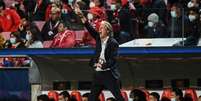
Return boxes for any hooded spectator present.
[144,13,167,38]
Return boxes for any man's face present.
[99,22,108,39]
[51,12,59,21]
[82,97,88,101]
[149,95,157,101]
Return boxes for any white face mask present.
[89,2,95,8]
[171,11,177,18]
[49,0,54,3]
[189,15,196,22]
[10,37,16,44]
[171,98,176,101]
[110,4,116,11]
[87,13,93,20]
[187,1,199,8]
[188,1,195,8]
[26,34,32,41]
[148,21,154,27]
[68,0,74,5]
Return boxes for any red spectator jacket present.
[0,8,21,32]
[51,30,76,48]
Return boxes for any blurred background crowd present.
[0,0,201,48]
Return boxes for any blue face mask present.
[110,4,116,11]
[171,11,177,18]
[10,38,16,44]
[68,0,74,5]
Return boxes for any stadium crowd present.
[0,57,31,67]
[0,0,201,48]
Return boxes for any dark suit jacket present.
[84,22,120,79]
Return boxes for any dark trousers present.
[89,70,125,101]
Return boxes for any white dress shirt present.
[95,36,110,71]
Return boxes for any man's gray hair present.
[101,21,114,37]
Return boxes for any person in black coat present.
[74,4,125,101]
[41,7,61,41]
[173,7,201,46]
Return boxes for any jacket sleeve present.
[10,10,21,32]
[84,22,100,40]
[60,31,76,48]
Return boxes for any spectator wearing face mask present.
[45,0,74,22]
[4,31,25,48]
[25,26,43,48]
[106,1,121,41]
[173,7,201,46]
[144,13,167,38]
[167,3,189,38]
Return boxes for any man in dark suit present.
[74,4,124,101]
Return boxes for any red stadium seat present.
[121,90,128,101]
[71,90,82,101]
[99,92,105,101]
[74,30,85,42]
[161,88,172,100]
[1,32,11,40]
[34,21,45,31]
[48,90,59,101]
[43,41,53,48]
[184,88,198,101]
